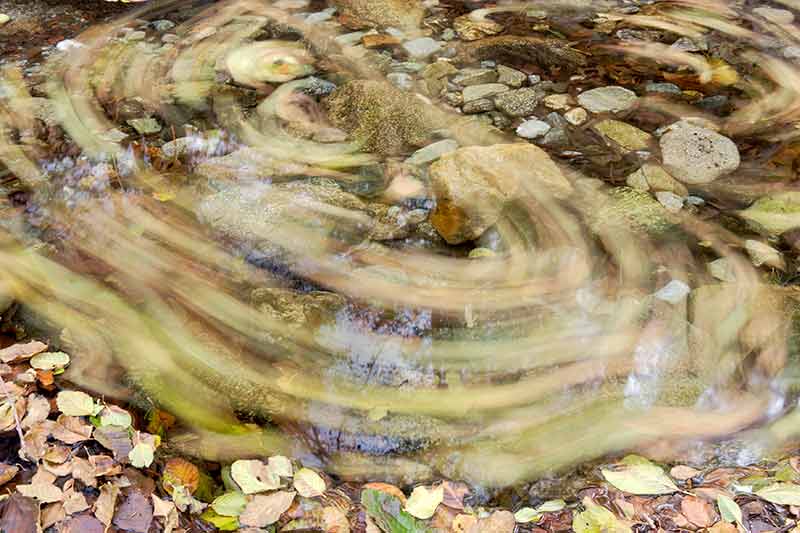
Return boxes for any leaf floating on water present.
[239,490,295,528]
[405,485,444,520]
[211,492,247,517]
[362,488,432,533]
[573,499,631,533]
[56,391,101,417]
[231,459,281,494]
[515,499,566,523]
[29,351,70,371]
[293,468,326,498]
[755,482,800,505]
[128,443,155,468]
[717,494,743,526]
[601,464,679,495]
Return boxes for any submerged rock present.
[451,68,498,87]
[457,36,588,71]
[493,87,545,117]
[577,86,638,114]
[403,37,441,59]
[452,14,504,41]
[333,0,424,30]
[737,192,800,236]
[325,80,442,155]
[516,119,551,139]
[429,144,572,244]
[659,121,740,184]
[591,119,652,153]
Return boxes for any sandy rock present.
[453,14,503,41]
[496,65,526,88]
[333,0,424,30]
[452,68,498,87]
[493,87,545,117]
[462,83,508,102]
[659,121,740,184]
[578,86,638,113]
[591,119,651,153]
[429,144,571,243]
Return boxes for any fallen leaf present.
[0,464,19,486]
[467,510,515,533]
[440,481,470,510]
[56,391,100,417]
[40,502,66,530]
[239,490,296,527]
[62,487,90,515]
[89,454,121,477]
[671,465,701,480]
[129,443,155,468]
[294,467,326,498]
[98,405,132,428]
[17,480,63,503]
[717,494,743,527]
[20,394,50,429]
[573,499,631,533]
[51,415,93,444]
[231,459,280,494]
[152,494,175,518]
[515,499,567,523]
[268,455,293,478]
[29,351,70,371]
[94,425,133,460]
[361,488,429,533]
[756,482,800,505]
[0,341,47,363]
[72,457,99,487]
[363,482,407,503]
[162,457,200,496]
[452,513,478,532]
[172,484,207,514]
[601,464,679,495]
[113,490,153,533]
[709,521,739,533]
[322,506,350,533]
[62,515,104,533]
[0,493,38,533]
[405,485,443,520]
[200,508,239,530]
[681,495,716,527]
[93,482,120,526]
[212,492,247,517]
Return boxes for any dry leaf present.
[671,465,701,480]
[62,488,90,515]
[62,515,105,533]
[231,459,281,494]
[51,415,93,444]
[152,494,176,518]
[128,443,155,468]
[20,394,50,429]
[452,513,478,532]
[17,479,63,504]
[239,490,296,527]
[29,351,70,371]
[113,490,154,533]
[363,482,407,503]
[268,455,293,478]
[93,482,120,526]
[72,457,99,487]
[441,481,470,510]
[602,464,679,495]
[162,457,201,494]
[681,495,716,527]
[0,464,19,487]
[56,391,100,417]
[98,405,132,428]
[89,454,121,477]
[294,468,326,498]
[0,493,39,533]
[405,485,444,519]
[0,341,47,363]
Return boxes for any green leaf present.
[56,391,101,417]
[212,492,247,517]
[29,351,70,371]
[573,500,631,533]
[717,494,742,526]
[601,464,679,495]
[128,443,155,468]
[361,488,432,533]
[537,499,567,513]
[200,508,239,531]
[405,485,443,520]
[514,507,542,523]
[755,482,800,505]
[99,406,133,428]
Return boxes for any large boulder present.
[429,144,572,244]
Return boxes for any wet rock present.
[198,179,418,260]
[626,164,688,196]
[645,82,682,94]
[193,147,306,183]
[528,74,542,85]
[489,112,512,129]
[453,14,503,41]
[496,65,526,88]
[543,93,572,111]
[457,36,588,71]
[697,95,729,112]
[306,8,336,23]
[737,192,800,236]
[443,92,463,107]
[429,144,571,243]
[754,6,795,24]
[587,186,677,237]
[362,34,401,49]
[745,240,785,270]
[326,80,441,155]
[462,98,494,114]
[151,19,175,31]
[516,119,551,139]
[659,121,740,184]
[162,133,224,159]
[387,72,414,90]
[493,87,545,117]
[126,118,161,135]
[671,36,707,52]
[541,111,570,147]
[462,83,508,102]
[577,86,638,113]
[452,68,498,87]
[252,288,345,329]
[422,61,457,97]
[591,119,652,153]
[403,37,441,59]
[333,0,424,30]
[655,279,691,304]
[564,107,588,125]
[405,139,458,165]
[656,190,684,213]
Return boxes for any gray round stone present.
[577,86,638,113]
[659,122,740,184]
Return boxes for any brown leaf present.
[0,494,38,533]
[440,480,470,510]
[51,415,93,444]
[72,457,98,487]
[94,425,133,460]
[20,394,50,429]
[363,482,407,503]
[321,506,350,533]
[240,490,296,528]
[681,495,717,527]
[708,521,739,533]
[467,510,515,533]
[89,454,121,477]
[40,502,66,530]
[0,463,19,487]
[0,341,47,363]
[36,369,54,389]
[670,465,701,481]
[93,482,119,527]
[112,490,153,533]
[20,422,49,461]
[62,515,105,533]
[63,487,90,515]
[452,513,478,533]
[162,457,200,495]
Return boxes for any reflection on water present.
[0,0,799,487]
